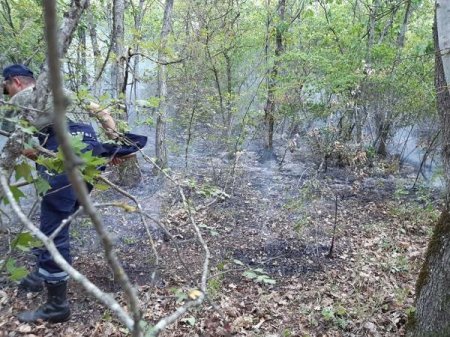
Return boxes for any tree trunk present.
[111,0,125,100]
[87,10,102,97]
[367,0,380,63]
[377,120,390,157]
[131,0,146,108]
[153,0,174,174]
[396,0,412,49]
[111,0,141,186]
[77,25,87,86]
[224,50,233,141]
[375,0,413,157]
[407,212,450,337]
[407,10,450,337]
[205,31,225,130]
[436,0,450,94]
[263,0,285,154]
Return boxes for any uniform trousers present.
[35,123,101,282]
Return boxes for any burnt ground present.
[0,138,441,337]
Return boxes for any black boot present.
[19,270,44,292]
[18,281,71,323]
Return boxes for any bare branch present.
[49,207,85,240]
[0,172,134,330]
[43,1,141,334]
[146,293,205,336]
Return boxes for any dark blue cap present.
[2,64,34,80]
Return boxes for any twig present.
[49,207,84,240]
[412,131,441,188]
[43,1,141,334]
[129,52,184,65]
[327,195,339,258]
[138,150,211,336]
[0,99,46,114]
[0,172,134,329]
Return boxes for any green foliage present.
[207,274,224,299]
[36,135,107,184]
[0,0,45,66]
[233,259,276,285]
[15,161,33,183]
[170,287,189,304]
[180,316,196,327]
[11,231,42,252]
[16,121,38,135]
[2,232,42,282]
[242,268,276,285]
[5,258,28,282]
[198,223,219,237]
[184,178,229,201]
[34,177,52,195]
[320,305,349,329]
[2,185,25,205]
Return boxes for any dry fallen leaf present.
[188,289,202,300]
[18,324,32,333]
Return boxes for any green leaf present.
[68,134,87,154]
[233,259,245,266]
[304,9,314,18]
[170,287,188,303]
[181,316,196,326]
[6,258,28,282]
[93,183,110,191]
[81,150,107,167]
[17,121,37,135]
[3,185,26,204]
[12,232,42,251]
[36,155,64,173]
[321,307,335,321]
[243,271,257,279]
[15,162,34,183]
[263,278,276,285]
[35,177,52,195]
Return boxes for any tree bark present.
[407,10,450,337]
[77,25,88,85]
[224,50,233,140]
[110,0,142,186]
[376,0,413,156]
[87,10,102,96]
[131,0,146,107]
[263,0,285,154]
[111,0,125,100]
[396,0,412,49]
[154,0,174,173]
[437,0,450,94]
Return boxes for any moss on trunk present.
[415,210,450,298]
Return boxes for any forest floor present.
[0,139,441,337]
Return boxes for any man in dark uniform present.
[1,64,120,323]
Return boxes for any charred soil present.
[0,142,440,336]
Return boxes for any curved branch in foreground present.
[0,172,134,330]
[43,1,141,335]
[147,293,205,337]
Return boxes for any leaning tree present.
[407,1,450,336]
